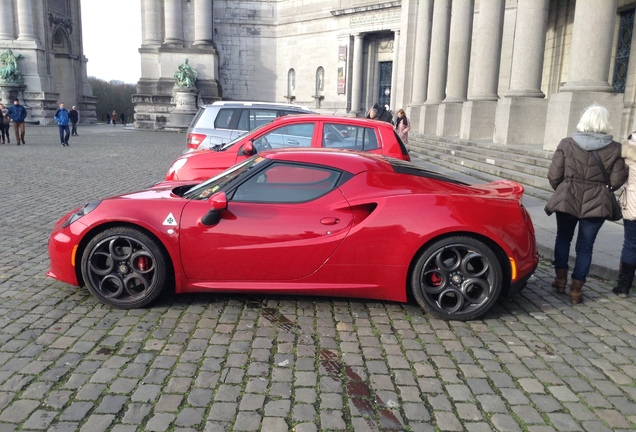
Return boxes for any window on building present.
[287,69,296,100]
[613,9,635,93]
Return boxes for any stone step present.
[409,134,552,169]
[406,134,554,201]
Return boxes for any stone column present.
[350,34,365,114]
[409,0,433,131]
[494,0,549,145]
[460,0,505,140]
[16,0,37,41]
[421,0,451,134]
[437,0,473,136]
[164,0,184,46]
[561,0,617,93]
[543,0,620,150]
[0,0,15,40]
[389,30,400,112]
[194,0,213,46]
[142,0,162,46]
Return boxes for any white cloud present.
[80,0,142,84]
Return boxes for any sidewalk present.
[409,155,623,282]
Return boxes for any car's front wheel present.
[411,236,503,321]
[81,226,170,309]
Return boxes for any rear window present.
[390,159,468,185]
[213,109,239,130]
[322,123,379,150]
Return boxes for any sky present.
[80,0,142,84]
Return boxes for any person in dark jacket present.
[69,106,79,136]
[7,98,27,145]
[545,104,628,304]
[0,103,10,144]
[54,102,71,147]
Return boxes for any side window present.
[322,123,379,150]
[232,162,341,203]
[237,110,249,131]
[213,109,238,130]
[254,122,315,150]
[249,109,278,129]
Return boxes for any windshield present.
[219,122,273,150]
[183,156,266,200]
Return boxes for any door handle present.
[320,217,340,225]
[287,139,300,145]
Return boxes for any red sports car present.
[166,114,411,181]
[48,149,538,321]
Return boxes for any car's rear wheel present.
[411,236,502,321]
[81,226,170,309]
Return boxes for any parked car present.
[48,149,538,321]
[167,114,411,181]
[186,101,314,150]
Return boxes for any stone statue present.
[0,49,24,84]
[174,59,198,88]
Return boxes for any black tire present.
[80,226,170,309]
[410,236,503,321]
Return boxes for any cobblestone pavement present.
[0,125,634,432]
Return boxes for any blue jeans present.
[621,219,636,265]
[553,212,604,282]
[58,124,70,144]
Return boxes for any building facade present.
[138,0,636,150]
[0,0,96,125]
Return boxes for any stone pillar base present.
[166,87,200,131]
[0,84,25,105]
[407,105,423,132]
[421,104,440,135]
[436,102,463,137]
[460,100,497,140]
[494,98,548,146]
[543,92,623,151]
[2,86,60,126]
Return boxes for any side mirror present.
[242,141,256,156]
[243,141,256,156]
[201,192,228,226]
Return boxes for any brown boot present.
[569,279,584,304]
[551,268,568,293]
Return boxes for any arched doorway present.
[52,27,77,106]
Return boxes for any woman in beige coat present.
[615,133,636,297]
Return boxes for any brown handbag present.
[591,150,622,221]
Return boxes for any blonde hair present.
[577,104,611,133]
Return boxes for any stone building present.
[0,0,96,125]
[135,0,636,150]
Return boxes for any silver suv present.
[186,101,313,151]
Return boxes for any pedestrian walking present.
[111,110,117,126]
[614,131,636,298]
[7,98,27,145]
[0,103,10,144]
[395,108,410,144]
[545,104,627,304]
[120,112,125,126]
[69,105,79,135]
[54,102,71,147]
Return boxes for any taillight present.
[520,204,535,234]
[187,133,206,149]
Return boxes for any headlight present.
[62,201,101,228]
